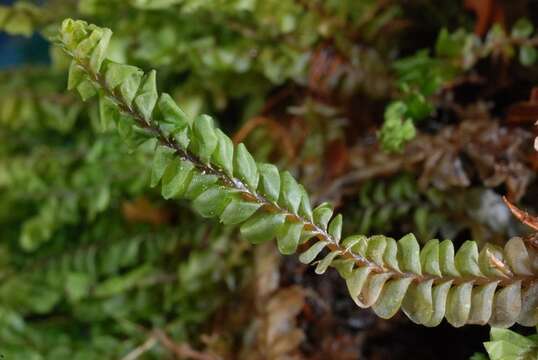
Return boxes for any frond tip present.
[56,18,538,328]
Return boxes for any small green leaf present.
[435,28,465,58]
[117,118,134,141]
[192,114,218,164]
[420,239,441,276]
[212,129,234,176]
[4,12,32,36]
[99,95,120,131]
[332,259,355,278]
[158,93,190,128]
[379,101,416,152]
[519,46,537,66]
[439,239,460,277]
[404,91,433,120]
[171,126,190,149]
[313,202,333,230]
[120,71,143,106]
[150,145,175,187]
[89,28,111,72]
[299,241,327,264]
[445,282,473,327]
[219,197,261,225]
[484,340,522,360]
[76,79,97,101]
[490,328,535,348]
[68,61,86,90]
[105,62,141,89]
[512,18,534,38]
[328,214,343,244]
[276,221,303,255]
[346,267,372,306]
[298,185,313,221]
[490,281,522,327]
[315,251,341,274]
[161,159,195,199]
[73,29,100,59]
[134,70,158,121]
[258,163,280,202]
[234,143,259,190]
[192,185,231,218]
[65,273,92,302]
[366,235,387,265]
[455,241,482,277]
[397,233,421,275]
[183,173,218,200]
[279,171,302,214]
[240,212,285,244]
[383,237,400,271]
[372,278,413,319]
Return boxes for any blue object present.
[0,0,50,69]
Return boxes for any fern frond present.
[56,19,538,328]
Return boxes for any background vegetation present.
[2,0,538,359]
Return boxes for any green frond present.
[56,19,538,329]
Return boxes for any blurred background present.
[1,0,538,359]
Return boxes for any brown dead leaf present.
[233,116,296,160]
[330,116,534,203]
[502,196,538,248]
[265,287,306,357]
[122,197,171,225]
[308,43,346,98]
[502,196,538,231]
[325,139,350,179]
[464,0,505,36]
[238,244,306,360]
[506,87,538,126]
[485,248,513,277]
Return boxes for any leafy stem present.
[57,19,538,328]
[68,38,536,287]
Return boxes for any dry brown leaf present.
[464,0,505,36]
[507,87,538,126]
[502,196,538,231]
[325,139,350,179]
[122,197,172,225]
[326,117,534,203]
[233,116,296,160]
[239,244,306,360]
[308,43,346,98]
